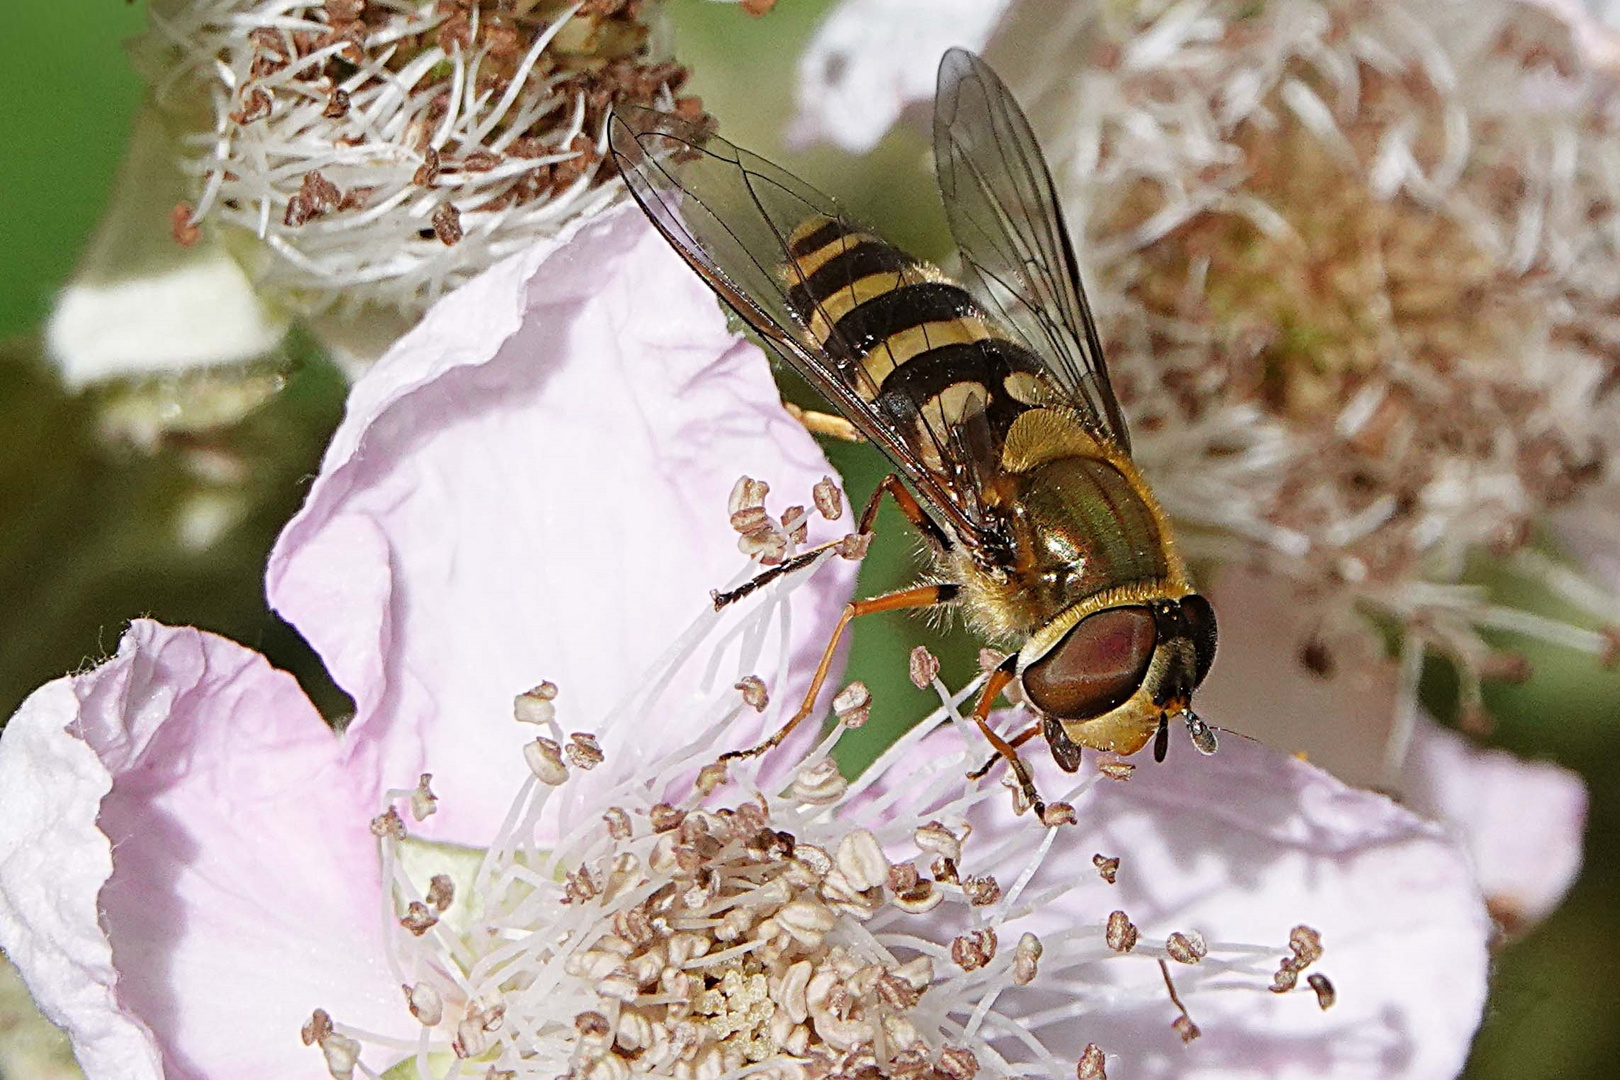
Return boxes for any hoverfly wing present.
[610,104,995,547]
[933,47,1132,452]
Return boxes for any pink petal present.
[1194,567,1399,789]
[917,725,1490,1080]
[268,204,855,842]
[793,0,1015,150]
[0,621,406,1080]
[1399,717,1586,934]
[1198,566,1587,932]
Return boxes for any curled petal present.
[0,621,404,1080]
[268,204,855,842]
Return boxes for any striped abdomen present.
[781,216,1052,468]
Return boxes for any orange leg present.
[967,721,1041,780]
[960,659,1048,818]
[718,583,959,764]
[713,474,952,610]
[783,402,864,442]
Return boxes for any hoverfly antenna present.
[1180,708,1219,756]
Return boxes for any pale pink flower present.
[2,207,1489,1080]
[795,0,1600,930]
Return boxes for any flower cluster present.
[137,0,705,314]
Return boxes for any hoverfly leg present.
[964,656,1048,819]
[712,541,842,610]
[967,720,1041,780]
[717,583,960,764]
[782,401,865,442]
[859,474,954,552]
[1183,709,1219,755]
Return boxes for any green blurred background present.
[2,3,1618,1078]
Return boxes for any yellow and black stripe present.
[781,216,1050,465]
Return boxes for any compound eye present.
[1022,606,1156,720]
[1181,594,1218,686]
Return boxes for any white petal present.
[879,724,1490,1080]
[793,0,1016,150]
[0,621,406,1080]
[1400,716,1587,932]
[268,203,855,842]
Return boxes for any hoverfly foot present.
[1181,709,1219,755]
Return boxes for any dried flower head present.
[136,0,707,314]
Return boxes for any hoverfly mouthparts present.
[612,47,1220,820]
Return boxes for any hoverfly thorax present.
[611,47,1221,809]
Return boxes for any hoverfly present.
[610,48,1218,815]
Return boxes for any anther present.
[1105,911,1138,953]
[961,874,1001,906]
[914,821,962,862]
[1308,973,1337,1009]
[734,675,769,712]
[1041,801,1077,826]
[566,732,604,770]
[370,807,406,840]
[524,737,569,785]
[728,476,769,515]
[408,774,437,821]
[301,1009,334,1046]
[695,761,729,795]
[513,682,558,725]
[909,645,941,688]
[813,476,843,520]
[1077,1044,1108,1079]
[400,901,438,936]
[1013,932,1042,985]
[836,532,872,560]
[603,807,632,840]
[832,681,872,727]
[1093,854,1120,884]
[1290,924,1325,965]
[781,505,809,544]
[1166,931,1207,964]
[405,982,443,1026]
[835,829,889,891]
[951,928,997,971]
[938,1046,979,1080]
[792,757,847,804]
[649,803,685,832]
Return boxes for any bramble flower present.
[795,0,1604,925]
[1,206,1491,1080]
[134,0,715,321]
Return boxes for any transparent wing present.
[609,104,999,549]
[933,47,1132,452]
